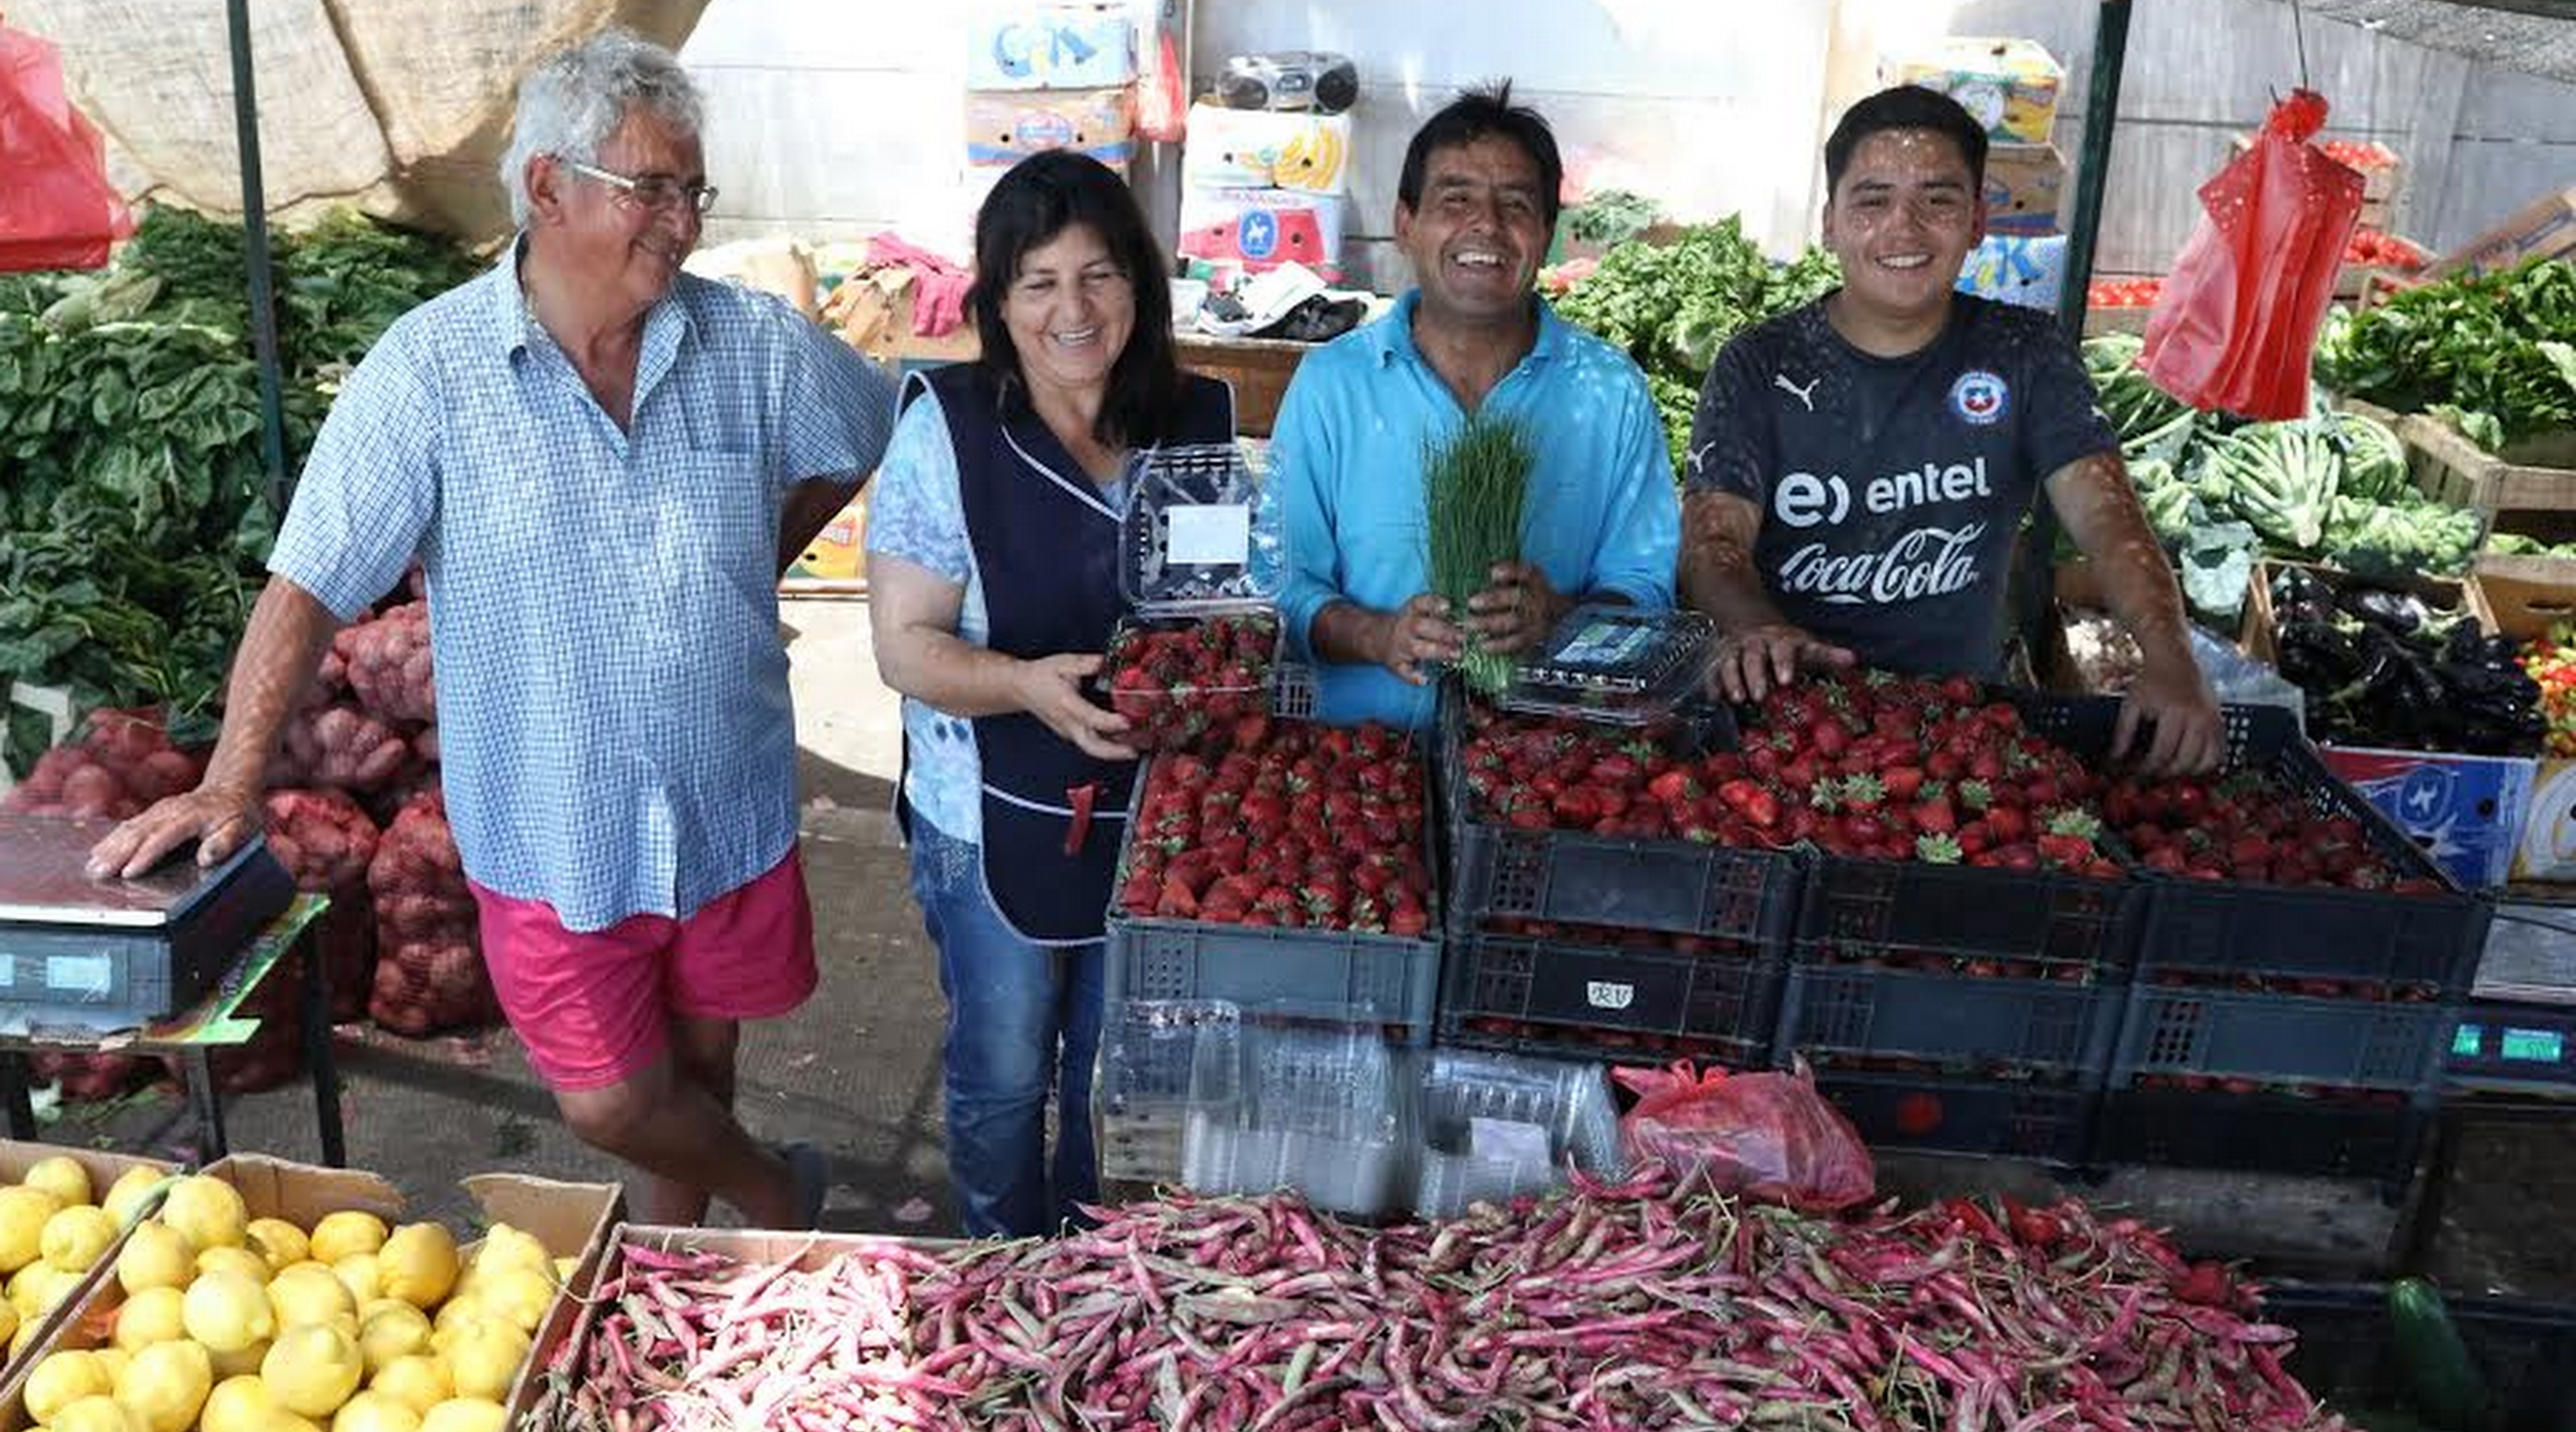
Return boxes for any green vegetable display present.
[2203,420,2342,551]
[2316,255,2576,453]
[1553,218,1839,474]
[2320,495,2483,579]
[0,207,477,777]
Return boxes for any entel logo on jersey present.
[1950,370,2009,427]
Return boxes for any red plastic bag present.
[2140,89,2362,419]
[0,21,132,272]
[1135,26,1186,144]
[1612,1058,1875,1212]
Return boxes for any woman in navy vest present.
[866,151,1233,1237]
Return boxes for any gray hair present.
[499,28,704,229]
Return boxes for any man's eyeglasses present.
[557,157,718,216]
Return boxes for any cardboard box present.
[515,1224,963,1427]
[1181,103,1351,195]
[1886,37,2063,144]
[2513,759,2576,882]
[1982,142,2065,235]
[822,269,980,365]
[1176,186,1347,277]
[0,1156,621,1429]
[2427,185,2576,280]
[783,489,870,588]
[2319,745,2535,888]
[965,4,1136,92]
[0,1144,181,1381]
[964,87,1134,168]
[1957,232,2064,310]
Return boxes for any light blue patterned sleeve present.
[267,322,441,622]
[776,298,898,490]
[862,393,973,586]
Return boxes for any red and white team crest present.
[1948,370,2009,427]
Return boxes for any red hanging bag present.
[1612,1058,1876,1212]
[0,19,131,272]
[2140,89,2362,419]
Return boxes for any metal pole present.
[2057,0,2135,339]
[227,0,291,512]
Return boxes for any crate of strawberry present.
[2105,703,2486,997]
[1755,671,2146,980]
[1106,718,1441,1040]
[1102,609,1280,753]
[1438,923,1784,1069]
[1440,694,1805,942]
[1106,441,1296,754]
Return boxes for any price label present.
[1167,504,1251,567]
[1468,1117,1552,1167]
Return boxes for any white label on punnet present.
[1167,504,1251,566]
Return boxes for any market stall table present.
[0,815,344,1165]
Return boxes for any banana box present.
[1885,37,2063,145]
[965,88,1134,168]
[965,4,1136,92]
[1181,103,1352,195]
[1177,187,1347,278]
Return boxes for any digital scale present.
[0,813,294,1030]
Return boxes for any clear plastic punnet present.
[1412,1048,1623,1219]
[1106,442,1294,751]
[1097,998,1241,1185]
[1492,604,1719,725]
[1182,1013,1404,1216]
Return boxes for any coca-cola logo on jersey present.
[1771,457,1994,607]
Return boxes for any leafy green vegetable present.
[2321,495,2482,578]
[2325,409,2410,502]
[2203,420,2342,551]
[1554,218,1839,474]
[1565,190,1660,248]
[2316,256,2576,452]
[0,206,476,778]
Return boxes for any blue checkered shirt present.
[268,248,897,931]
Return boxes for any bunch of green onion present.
[1423,412,1536,696]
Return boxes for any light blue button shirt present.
[267,246,897,931]
[1272,290,1682,729]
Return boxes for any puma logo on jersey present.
[1774,372,1821,412]
[1687,441,1720,476]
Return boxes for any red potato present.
[343,601,436,724]
[271,701,415,792]
[365,789,498,1036]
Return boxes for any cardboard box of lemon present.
[0,1147,187,1381]
[0,1156,619,1432]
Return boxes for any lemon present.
[114,1285,189,1351]
[262,1323,364,1419]
[0,1185,63,1272]
[159,1176,249,1252]
[198,1246,275,1285]
[102,1167,168,1230]
[366,1356,449,1417]
[467,1265,552,1335]
[40,1204,119,1273]
[372,1225,456,1311]
[22,1154,93,1209]
[307,1213,387,1268]
[116,1222,195,1295]
[7,1317,36,1360]
[211,1336,273,1380]
[331,1254,382,1307]
[202,1376,281,1432]
[416,1401,506,1432]
[466,1224,548,1281]
[427,1297,482,1338]
[246,1219,311,1275]
[270,1265,357,1329]
[0,1295,17,1348]
[13,1261,81,1317]
[437,1320,526,1403]
[115,1338,214,1432]
[25,1349,115,1423]
[356,1304,432,1376]
[46,1395,143,1432]
[331,1391,421,1432]
[92,1347,131,1381]
[186,1269,279,1353]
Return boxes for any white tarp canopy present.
[2306,0,2576,83]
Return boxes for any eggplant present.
[2339,586,2435,635]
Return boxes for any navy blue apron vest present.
[901,363,1234,944]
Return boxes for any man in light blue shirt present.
[1275,83,1679,729]
[90,32,893,1229]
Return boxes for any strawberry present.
[1916,832,1964,864]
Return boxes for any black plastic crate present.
[2264,1280,2576,1432]
[2127,705,2489,995]
[1777,964,2125,1081]
[2115,988,2458,1094]
[1796,855,2146,973]
[2447,1000,2576,1094]
[1437,933,1783,1067]
[1811,1070,2097,1166]
[1438,691,1805,943]
[2093,1087,2432,1188]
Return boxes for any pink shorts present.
[470,849,817,1091]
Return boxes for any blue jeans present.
[907,819,1104,1238]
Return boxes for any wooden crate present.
[2403,414,2576,515]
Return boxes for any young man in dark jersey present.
[1679,85,2221,776]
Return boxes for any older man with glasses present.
[90,28,896,1229]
